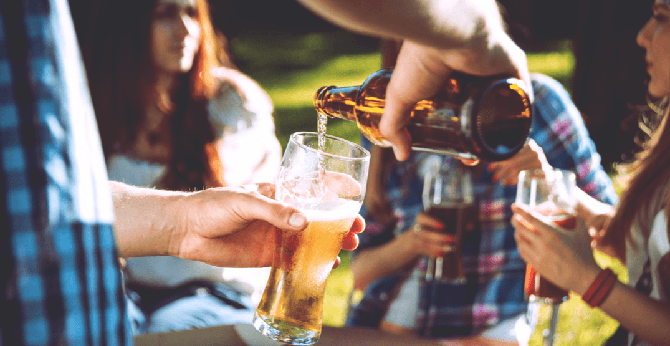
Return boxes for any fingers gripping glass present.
[421,155,475,283]
[515,169,577,346]
[516,169,577,304]
[253,132,370,345]
[419,156,477,336]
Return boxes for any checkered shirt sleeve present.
[0,0,130,345]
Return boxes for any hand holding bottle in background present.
[383,39,531,161]
[315,69,532,162]
[297,0,531,161]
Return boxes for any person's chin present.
[647,84,670,99]
[646,76,670,98]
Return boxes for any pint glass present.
[421,155,477,282]
[253,132,370,345]
[516,169,577,304]
[516,169,577,346]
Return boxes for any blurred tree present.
[571,0,652,169]
[209,0,340,36]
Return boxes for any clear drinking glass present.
[253,132,370,345]
[516,169,577,346]
[421,155,476,283]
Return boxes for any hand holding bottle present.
[315,68,532,163]
[382,38,531,161]
[296,0,530,161]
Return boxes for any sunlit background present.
[130,0,648,343]
[221,30,626,345]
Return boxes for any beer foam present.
[300,200,361,221]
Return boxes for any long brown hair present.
[603,105,670,260]
[81,0,224,190]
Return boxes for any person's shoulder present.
[211,66,255,85]
[529,72,582,123]
[212,67,270,99]
[210,67,273,114]
[530,73,570,99]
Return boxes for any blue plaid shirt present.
[0,0,129,345]
[346,73,619,337]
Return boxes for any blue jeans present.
[126,281,255,334]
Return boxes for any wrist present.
[110,181,189,258]
[396,228,423,258]
[581,268,618,308]
[570,265,603,297]
[164,192,193,258]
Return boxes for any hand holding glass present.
[253,132,370,345]
[421,156,476,282]
[515,169,576,346]
[516,169,577,304]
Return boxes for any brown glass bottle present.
[313,68,533,162]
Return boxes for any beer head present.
[278,132,369,210]
[300,199,362,221]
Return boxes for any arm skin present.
[573,187,620,261]
[349,233,420,291]
[110,181,364,268]
[512,203,670,345]
[295,0,501,52]
[350,213,452,291]
[295,0,530,161]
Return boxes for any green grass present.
[526,253,624,345]
[234,33,618,344]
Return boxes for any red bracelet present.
[590,271,618,307]
[581,268,611,303]
[582,268,617,307]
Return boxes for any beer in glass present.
[421,155,476,282]
[253,132,370,345]
[516,169,577,346]
[516,169,577,304]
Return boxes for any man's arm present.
[296,0,502,50]
[110,181,183,258]
[109,181,308,266]
[109,181,364,268]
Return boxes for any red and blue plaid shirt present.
[347,73,619,338]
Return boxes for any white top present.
[382,268,421,328]
[107,68,280,304]
[626,210,670,346]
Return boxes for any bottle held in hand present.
[314,69,533,162]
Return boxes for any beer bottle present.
[313,68,533,162]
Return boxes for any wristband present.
[581,268,617,307]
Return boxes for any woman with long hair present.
[511,2,670,344]
[79,0,281,334]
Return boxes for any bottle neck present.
[313,86,359,122]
